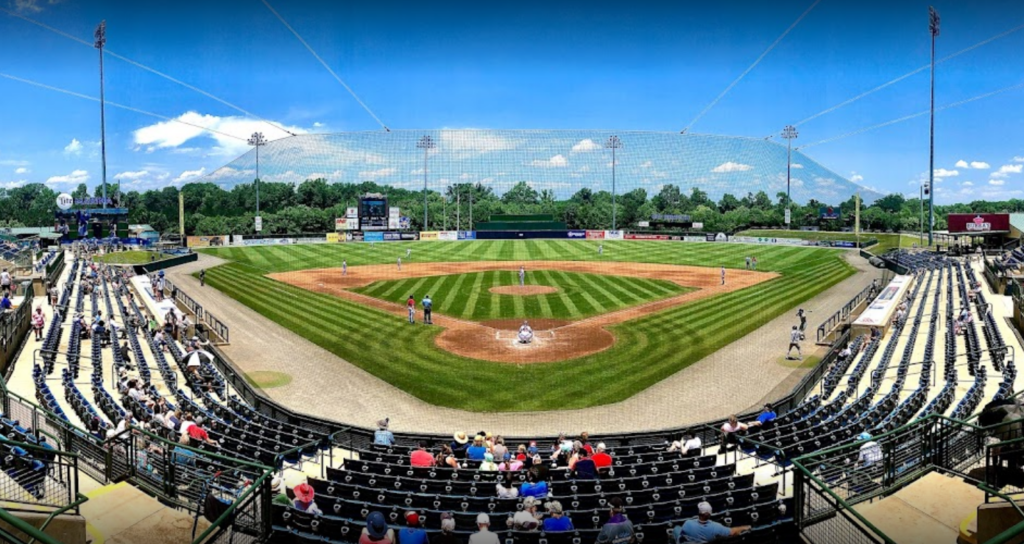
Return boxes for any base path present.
[270,261,776,363]
[169,252,880,434]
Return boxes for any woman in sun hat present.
[271,475,290,506]
[451,431,470,458]
[360,511,395,544]
[291,482,322,515]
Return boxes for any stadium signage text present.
[946,213,1010,234]
[624,234,670,241]
[567,230,586,238]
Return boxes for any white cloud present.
[0,160,29,167]
[571,139,601,152]
[530,154,568,168]
[711,162,753,173]
[990,164,1023,179]
[962,181,974,186]
[437,129,516,154]
[174,167,207,183]
[115,170,150,180]
[206,167,256,181]
[133,111,305,157]
[791,163,803,169]
[970,161,990,169]
[14,167,28,174]
[933,168,959,178]
[313,122,325,128]
[0,180,27,189]
[46,169,89,185]
[955,160,968,168]
[989,179,1006,186]
[63,138,83,156]
[357,167,396,180]
[850,174,864,182]
[409,168,424,175]
[1014,156,1024,163]
[640,160,653,169]
[459,173,473,180]
[577,166,590,173]
[306,170,346,183]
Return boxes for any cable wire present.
[682,0,822,133]
[798,80,1024,149]
[259,0,390,132]
[0,72,248,141]
[0,6,297,136]
[786,21,1024,131]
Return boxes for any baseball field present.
[199,239,855,411]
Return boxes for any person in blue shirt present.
[373,419,394,446]
[0,294,12,311]
[542,501,574,532]
[398,511,428,544]
[422,295,433,325]
[675,502,749,543]
[752,404,777,427]
[466,435,487,460]
[519,470,549,498]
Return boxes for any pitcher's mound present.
[489,285,559,296]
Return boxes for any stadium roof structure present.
[201,130,883,205]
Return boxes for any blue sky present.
[0,0,1022,203]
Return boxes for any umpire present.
[422,294,433,325]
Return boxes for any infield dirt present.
[270,261,776,364]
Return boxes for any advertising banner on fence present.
[420,231,439,240]
[327,233,340,243]
[832,241,857,248]
[820,206,841,220]
[604,230,624,240]
[384,233,402,241]
[401,233,419,241]
[364,232,385,242]
[345,232,365,242]
[585,230,605,240]
[457,231,476,240]
[624,234,670,240]
[388,208,401,230]
[947,213,1011,234]
[438,231,459,241]
[567,230,586,239]
[706,233,729,242]
[732,236,805,246]
[692,222,704,230]
[683,236,706,242]
[187,235,227,248]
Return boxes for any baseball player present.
[406,295,416,324]
[598,244,603,255]
[422,294,433,324]
[397,257,402,271]
[406,248,412,258]
[342,259,347,276]
[519,266,526,286]
[751,257,758,270]
[720,266,726,286]
[745,256,751,270]
[797,308,808,333]
[787,325,802,360]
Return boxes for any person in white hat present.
[469,513,500,544]
[856,433,882,468]
[509,496,541,530]
[675,501,749,542]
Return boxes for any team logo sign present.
[966,215,991,232]
[56,193,74,210]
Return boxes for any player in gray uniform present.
[519,266,526,286]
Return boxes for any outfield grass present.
[352,270,689,321]
[201,240,855,412]
[734,230,920,254]
[94,250,166,265]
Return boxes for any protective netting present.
[203,130,881,208]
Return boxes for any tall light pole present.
[604,135,622,230]
[928,6,940,246]
[247,132,267,223]
[417,135,435,230]
[782,125,798,228]
[94,21,108,210]
[920,183,925,245]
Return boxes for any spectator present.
[496,475,520,499]
[469,514,500,544]
[48,283,58,307]
[542,501,574,532]
[466,435,487,461]
[491,436,508,461]
[579,432,594,455]
[186,419,219,448]
[750,404,777,427]
[0,293,13,311]
[373,419,394,446]
[120,341,133,369]
[435,444,459,469]
[509,496,541,530]
[432,513,459,544]
[519,469,548,498]
[856,433,883,468]
[596,497,635,544]
[499,451,523,472]
[720,416,748,454]
[0,268,11,296]
[674,501,749,542]
[591,443,613,469]
[271,475,291,506]
[292,482,322,515]
[451,432,470,458]
[410,442,435,468]
[480,452,498,471]
[668,433,702,455]
[31,307,44,341]
[398,511,428,544]
[572,449,597,479]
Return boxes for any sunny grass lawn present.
[733,230,920,255]
[201,240,856,412]
[94,250,167,265]
[352,270,690,321]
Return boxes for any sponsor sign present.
[335,218,346,231]
[346,232,365,242]
[254,216,263,232]
[604,230,624,240]
[650,213,691,222]
[820,206,841,220]
[388,207,401,230]
[683,236,706,242]
[854,275,914,326]
[625,234,670,240]
[241,238,284,246]
[567,230,586,239]
[364,232,385,242]
[457,231,476,240]
[946,213,1010,234]
[637,221,650,228]
[438,231,459,241]
[832,240,857,248]
[326,233,340,243]
[784,209,791,225]
[420,231,439,240]
[72,197,113,206]
[707,233,729,242]
[585,230,605,240]
[732,236,805,246]
[399,216,411,230]
[692,222,704,230]
[384,233,402,241]
[56,193,73,210]
[187,235,227,248]
[400,233,419,241]
[346,207,358,217]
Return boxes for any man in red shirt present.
[187,422,219,447]
[591,442,612,469]
[407,295,416,324]
[410,442,435,468]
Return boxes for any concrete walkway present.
[166,251,881,435]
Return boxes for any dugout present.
[852,274,915,339]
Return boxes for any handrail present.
[793,413,987,462]
[978,483,1024,521]
[798,468,897,544]
[0,507,64,544]
[25,493,90,544]
[989,518,1024,544]
[191,468,272,544]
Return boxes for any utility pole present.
[604,136,622,230]
[928,6,940,246]
[417,135,435,230]
[95,21,108,210]
[247,132,267,230]
[782,125,798,228]
[920,183,924,246]
[457,187,461,232]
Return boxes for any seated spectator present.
[373,419,394,446]
[856,433,883,469]
[271,475,290,506]
[399,511,428,544]
[361,511,395,544]
[410,442,435,468]
[750,404,777,427]
[495,477,520,499]
[509,496,541,530]
[720,415,748,453]
[668,433,701,455]
[596,498,635,544]
[591,443,613,469]
[466,435,487,461]
[479,452,498,471]
[572,449,597,479]
[185,417,219,448]
[579,431,594,455]
[491,436,508,461]
[543,501,574,532]
[498,453,523,472]
[469,514,499,544]
[432,513,459,544]
[674,501,749,542]
[551,440,573,467]
[435,444,459,469]
[519,469,548,498]
[451,432,470,458]
[292,482,323,515]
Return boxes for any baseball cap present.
[404,511,420,526]
[698,502,713,515]
[858,432,871,441]
[476,513,490,525]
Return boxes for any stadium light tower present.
[248,132,267,220]
[417,135,436,230]
[928,6,940,246]
[781,125,798,228]
[605,135,622,230]
[94,21,108,210]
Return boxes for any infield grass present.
[352,270,690,321]
[201,240,855,412]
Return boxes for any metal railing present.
[0,436,81,514]
[162,279,230,344]
[43,251,64,288]
[1,287,33,374]
[816,283,876,344]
